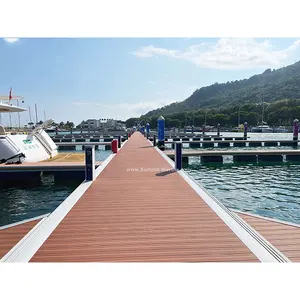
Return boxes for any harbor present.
[0,132,300,262]
[1,73,300,263]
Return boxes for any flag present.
[9,87,12,103]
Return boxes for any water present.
[1,132,299,226]
[180,132,300,224]
[185,159,300,224]
[0,174,82,227]
[0,149,112,227]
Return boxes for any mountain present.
[142,61,300,118]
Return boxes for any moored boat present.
[251,124,273,133]
[0,94,58,164]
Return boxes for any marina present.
[1,132,300,262]
[2,95,300,262]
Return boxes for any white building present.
[82,118,119,130]
[82,119,100,129]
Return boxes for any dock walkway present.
[1,132,294,262]
[32,132,259,262]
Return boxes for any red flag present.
[9,87,12,103]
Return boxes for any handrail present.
[5,135,21,152]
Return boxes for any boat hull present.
[0,130,58,163]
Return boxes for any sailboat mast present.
[29,106,32,123]
[17,99,21,131]
[35,103,38,124]
[261,95,264,124]
[44,110,46,122]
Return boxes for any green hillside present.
[125,61,300,128]
[141,61,300,119]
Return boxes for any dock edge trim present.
[152,143,291,263]
[1,153,116,263]
[231,209,300,228]
[0,214,50,231]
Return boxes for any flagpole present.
[9,112,12,129]
[9,87,12,130]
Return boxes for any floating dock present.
[0,152,102,173]
[234,210,300,262]
[165,149,300,163]
[1,132,299,262]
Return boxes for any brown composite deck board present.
[0,220,39,258]
[31,132,258,262]
[236,213,300,262]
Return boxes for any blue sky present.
[1,37,300,126]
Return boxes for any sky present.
[1,37,300,127]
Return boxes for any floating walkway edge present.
[151,140,291,263]
[0,153,116,263]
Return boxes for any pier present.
[1,132,299,262]
[163,139,298,148]
[0,152,103,182]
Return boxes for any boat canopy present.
[0,102,26,113]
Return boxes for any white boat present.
[0,101,58,164]
[251,125,273,133]
[273,126,289,133]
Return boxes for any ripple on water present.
[185,162,300,224]
[0,175,81,227]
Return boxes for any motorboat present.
[0,98,58,164]
[251,124,273,133]
[273,126,289,133]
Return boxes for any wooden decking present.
[0,220,40,258]
[236,212,300,262]
[30,132,258,262]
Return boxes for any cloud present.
[132,38,300,70]
[3,38,19,43]
[132,45,179,58]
